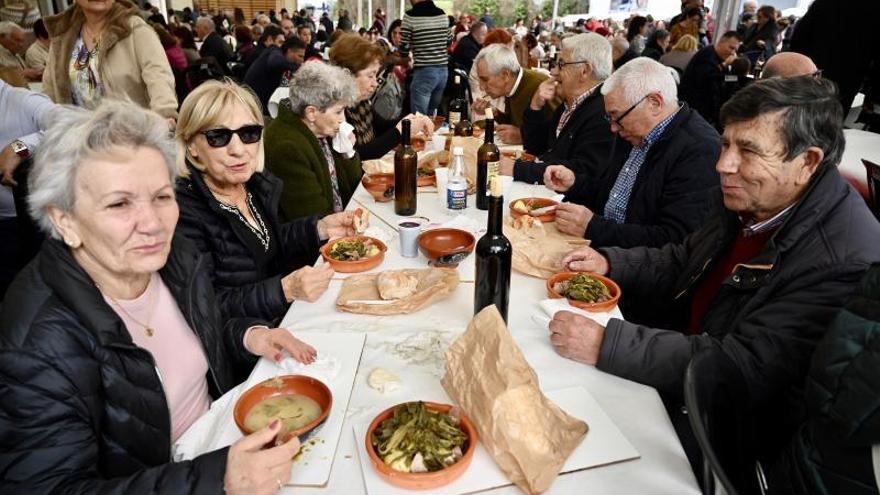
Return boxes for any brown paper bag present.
[441,306,588,494]
[503,217,590,279]
[335,268,459,315]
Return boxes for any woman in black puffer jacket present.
[175,80,362,322]
[771,264,880,495]
[0,101,309,494]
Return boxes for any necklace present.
[99,279,159,337]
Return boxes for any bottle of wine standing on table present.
[474,176,512,322]
[448,75,467,129]
[394,119,417,216]
[476,108,500,210]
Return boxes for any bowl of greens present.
[546,271,621,312]
[366,401,477,490]
[320,236,387,273]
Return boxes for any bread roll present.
[377,271,419,300]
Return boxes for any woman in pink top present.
[154,23,188,72]
[0,100,316,494]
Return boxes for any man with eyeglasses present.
[544,57,720,249]
[547,75,880,467]
[502,33,626,184]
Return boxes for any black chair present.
[684,347,767,495]
[863,159,880,219]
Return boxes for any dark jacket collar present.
[37,234,201,348]
[178,162,283,219]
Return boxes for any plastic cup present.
[434,167,449,207]
[398,220,422,258]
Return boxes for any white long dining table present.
[255,176,702,494]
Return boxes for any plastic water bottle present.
[447,146,468,213]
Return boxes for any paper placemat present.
[353,386,640,495]
[173,331,366,487]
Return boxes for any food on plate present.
[512,199,530,214]
[328,238,381,261]
[554,273,612,303]
[353,208,370,234]
[371,402,467,473]
[377,271,419,300]
[417,167,434,178]
[368,368,401,394]
[243,394,323,434]
[512,215,546,236]
[513,199,557,216]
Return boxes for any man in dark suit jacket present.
[451,22,487,73]
[545,58,720,249]
[195,17,233,75]
[506,32,628,184]
[244,37,303,113]
[679,31,742,127]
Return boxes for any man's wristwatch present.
[10,140,30,159]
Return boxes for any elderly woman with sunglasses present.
[264,62,363,221]
[175,80,361,321]
[0,101,309,494]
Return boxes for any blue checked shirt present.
[603,107,681,224]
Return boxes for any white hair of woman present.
[562,32,613,81]
[601,57,678,107]
[287,62,358,115]
[473,43,521,76]
[28,101,177,239]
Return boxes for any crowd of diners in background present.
[1,0,880,494]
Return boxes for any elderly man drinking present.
[472,43,557,144]
[549,75,880,462]
[545,57,720,248]
[503,32,625,184]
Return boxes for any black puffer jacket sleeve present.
[0,347,229,494]
[277,214,323,263]
[356,127,401,161]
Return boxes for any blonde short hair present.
[175,79,265,177]
[672,34,698,53]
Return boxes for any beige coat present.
[43,0,177,118]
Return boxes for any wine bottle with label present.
[476,108,500,210]
[448,75,467,129]
[474,176,512,322]
[394,119,417,216]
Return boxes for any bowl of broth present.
[234,375,333,442]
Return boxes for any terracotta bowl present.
[362,173,395,203]
[234,375,332,441]
[546,271,621,313]
[509,197,560,223]
[417,168,436,187]
[320,235,387,273]
[366,402,478,490]
[418,228,475,260]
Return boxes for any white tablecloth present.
[180,181,700,494]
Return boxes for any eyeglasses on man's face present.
[556,59,590,70]
[603,94,650,130]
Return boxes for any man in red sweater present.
[547,75,880,463]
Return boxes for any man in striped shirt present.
[398,0,452,116]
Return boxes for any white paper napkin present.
[333,121,357,158]
[426,215,483,235]
[532,298,617,328]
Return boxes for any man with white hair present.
[545,57,720,249]
[473,43,557,144]
[505,33,625,184]
[0,21,42,81]
[195,17,232,75]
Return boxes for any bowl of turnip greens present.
[366,401,477,490]
[547,271,621,312]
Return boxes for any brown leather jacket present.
[43,0,177,117]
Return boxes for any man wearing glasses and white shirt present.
[545,57,720,250]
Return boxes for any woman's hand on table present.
[224,419,302,495]
[246,326,318,364]
[543,164,575,192]
[317,211,360,240]
[549,311,605,366]
[560,246,610,275]
[281,264,333,303]
[555,203,593,237]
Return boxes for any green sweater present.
[498,68,557,128]
[264,105,362,221]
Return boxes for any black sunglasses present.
[201,125,264,148]
[603,94,650,129]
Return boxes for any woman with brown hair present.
[329,33,432,160]
[43,0,177,120]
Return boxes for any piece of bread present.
[377,271,419,300]
[513,215,545,237]
[353,208,369,234]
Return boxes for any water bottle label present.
[447,186,467,210]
